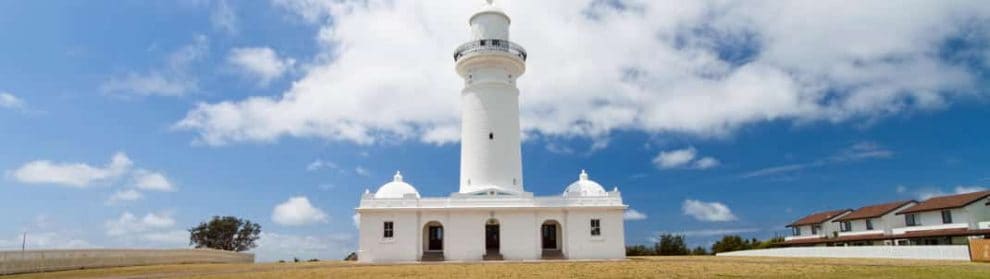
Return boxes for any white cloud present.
[102,35,207,97]
[142,230,189,245]
[352,213,360,228]
[105,212,176,236]
[354,166,370,177]
[916,185,987,200]
[652,147,719,170]
[272,196,328,226]
[227,47,295,86]
[8,152,132,187]
[254,232,353,262]
[0,232,96,250]
[0,92,25,109]
[624,209,648,221]
[212,0,238,35]
[742,141,892,178]
[133,169,176,192]
[175,1,988,146]
[661,228,760,237]
[306,159,338,171]
[683,199,737,222]
[107,189,144,204]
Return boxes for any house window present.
[383,221,394,238]
[792,227,801,236]
[841,221,852,232]
[489,132,494,140]
[906,214,919,227]
[590,219,601,236]
[941,210,953,224]
[866,219,874,230]
[811,225,821,235]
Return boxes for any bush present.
[655,234,689,255]
[625,245,655,256]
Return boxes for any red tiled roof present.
[787,209,852,227]
[898,190,990,214]
[834,200,916,222]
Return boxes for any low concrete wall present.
[0,248,254,275]
[716,246,970,261]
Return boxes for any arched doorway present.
[541,220,564,259]
[484,218,502,260]
[422,221,444,261]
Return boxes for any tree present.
[691,246,708,255]
[711,235,749,254]
[655,234,689,255]
[625,245,655,256]
[189,216,261,252]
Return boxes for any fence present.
[0,248,254,275]
[716,246,970,261]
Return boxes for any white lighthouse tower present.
[454,0,527,194]
[357,1,626,263]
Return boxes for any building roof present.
[833,200,916,222]
[373,171,420,199]
[787,209,852,227]
[897,190,990,214]
[563,170,608,197]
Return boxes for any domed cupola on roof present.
[374,171,420,199]
[563,170,608,197]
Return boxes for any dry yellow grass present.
[4,256,990,279]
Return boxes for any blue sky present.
[1,0,988,261]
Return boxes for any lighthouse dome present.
[374,171,420,199]
[563,170,608,197]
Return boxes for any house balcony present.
[784,235,824,241]
[892,223,968,235]
[454,39,527,62]
[837,230,885,237]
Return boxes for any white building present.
[355,1,627,263]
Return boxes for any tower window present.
[489,132,494,140]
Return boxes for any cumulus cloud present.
[0,92,25,110]
[8,152,133,187]
[916,185,987,200]
[272,196,328,226]
[254,232,353,262]
[107,189,144,204]
[102,35,207,97]
[105,212,176,236]
[227,47,295,86]
[133,169,176,192]
[683,199,737,222]
[653,147,720,170]
[175,0,989,146]
[624,208,648,221]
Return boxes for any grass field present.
[4,256,990,278]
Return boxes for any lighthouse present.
[357,1,626,263]
[454,0,527,194]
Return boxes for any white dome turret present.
[374,171,420,199]
[563,170,607,197]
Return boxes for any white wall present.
[359,207,625,263]
[564,209,625,260]
[717,246,970,261]
[963,197,990,228]
[358,211,420,262]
